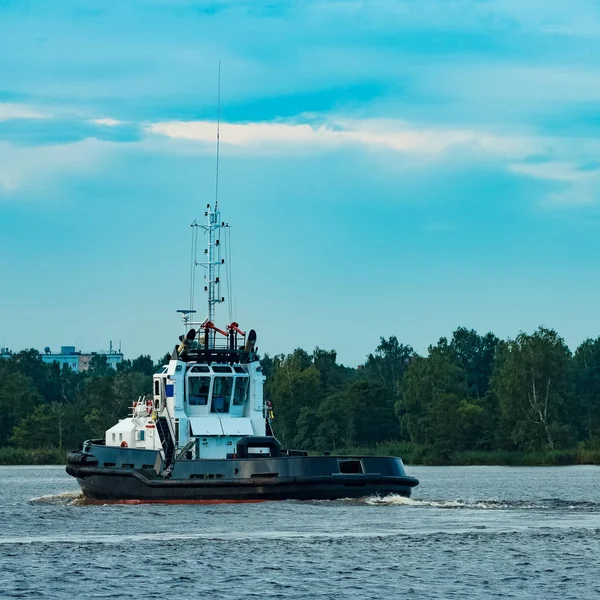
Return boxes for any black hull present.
[74,468,417,504]
[66,443,419,504]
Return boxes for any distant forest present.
[2,326,600,465]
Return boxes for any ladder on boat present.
[156,417,175,466]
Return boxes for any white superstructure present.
[105,398,163,451]
[105,203,268,460]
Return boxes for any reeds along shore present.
[327,443,600,466]
[2,445,600,466]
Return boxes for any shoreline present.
[2,446,600,467]
[335,445,600,467]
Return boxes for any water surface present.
[1,465,599,599]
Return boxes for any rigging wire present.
[195,226,200,312]
[226,225,233,322]
[189,221,196,313]
[229,227,234,320]
[188,221,199,316]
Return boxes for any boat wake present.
[362,495,600,511]
[28,491,86,506]
[0,529,411,546]
[364,495,466,508]
[25,492,599,511]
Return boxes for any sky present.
[2,0,600,366]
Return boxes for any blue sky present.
[2,0,600,365]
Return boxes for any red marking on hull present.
[84,498,267,505]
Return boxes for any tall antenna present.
[186,63,222,325]
[215,61,221,209]
[198,63,227,346]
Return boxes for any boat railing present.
[185,347,253,364]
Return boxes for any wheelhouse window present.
[233,377,249,405]
[188,377,211,406]
[211,376,233,413]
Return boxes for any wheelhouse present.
[185,363,249,417]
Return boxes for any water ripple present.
[3,465,600,600]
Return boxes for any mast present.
[201,204,224,334]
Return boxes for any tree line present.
[1,326,600,463]
[0,351,155,454]
[263,327,600,459]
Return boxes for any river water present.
[1,465,599,599]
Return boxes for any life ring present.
[121,441,128,448]
[146,399,153,415]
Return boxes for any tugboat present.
[66,202,419,504]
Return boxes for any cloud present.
[145,115,600,209]
[146,117,539,159]
[0,116,142,146]
[1,106,586,208]
[509,160,600,206]
[91,118,123,126]
[0,139,114,197]
[0,103,48,121]
[510,161,600,183]
[1,101,599,209]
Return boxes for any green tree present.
[83,375,118,435]
[260,353,275,380]
[126,355,156,376]
[361,336,414,400]
[448,328,500,449]
[314,392,352,450]
[4,349,64,405]
[314,381,399,449]
[115,372,152,411]
[492,327,574,450]
[267,350,321,447]
[400,342,481,452]
[11,405,57,449]
[346,380,399,446]
[7,350,48,390]
[572,337,600,446]
[267,347,359,449]
[88,355,114,378]
[0,369,40,446]
[450,327,499,399]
